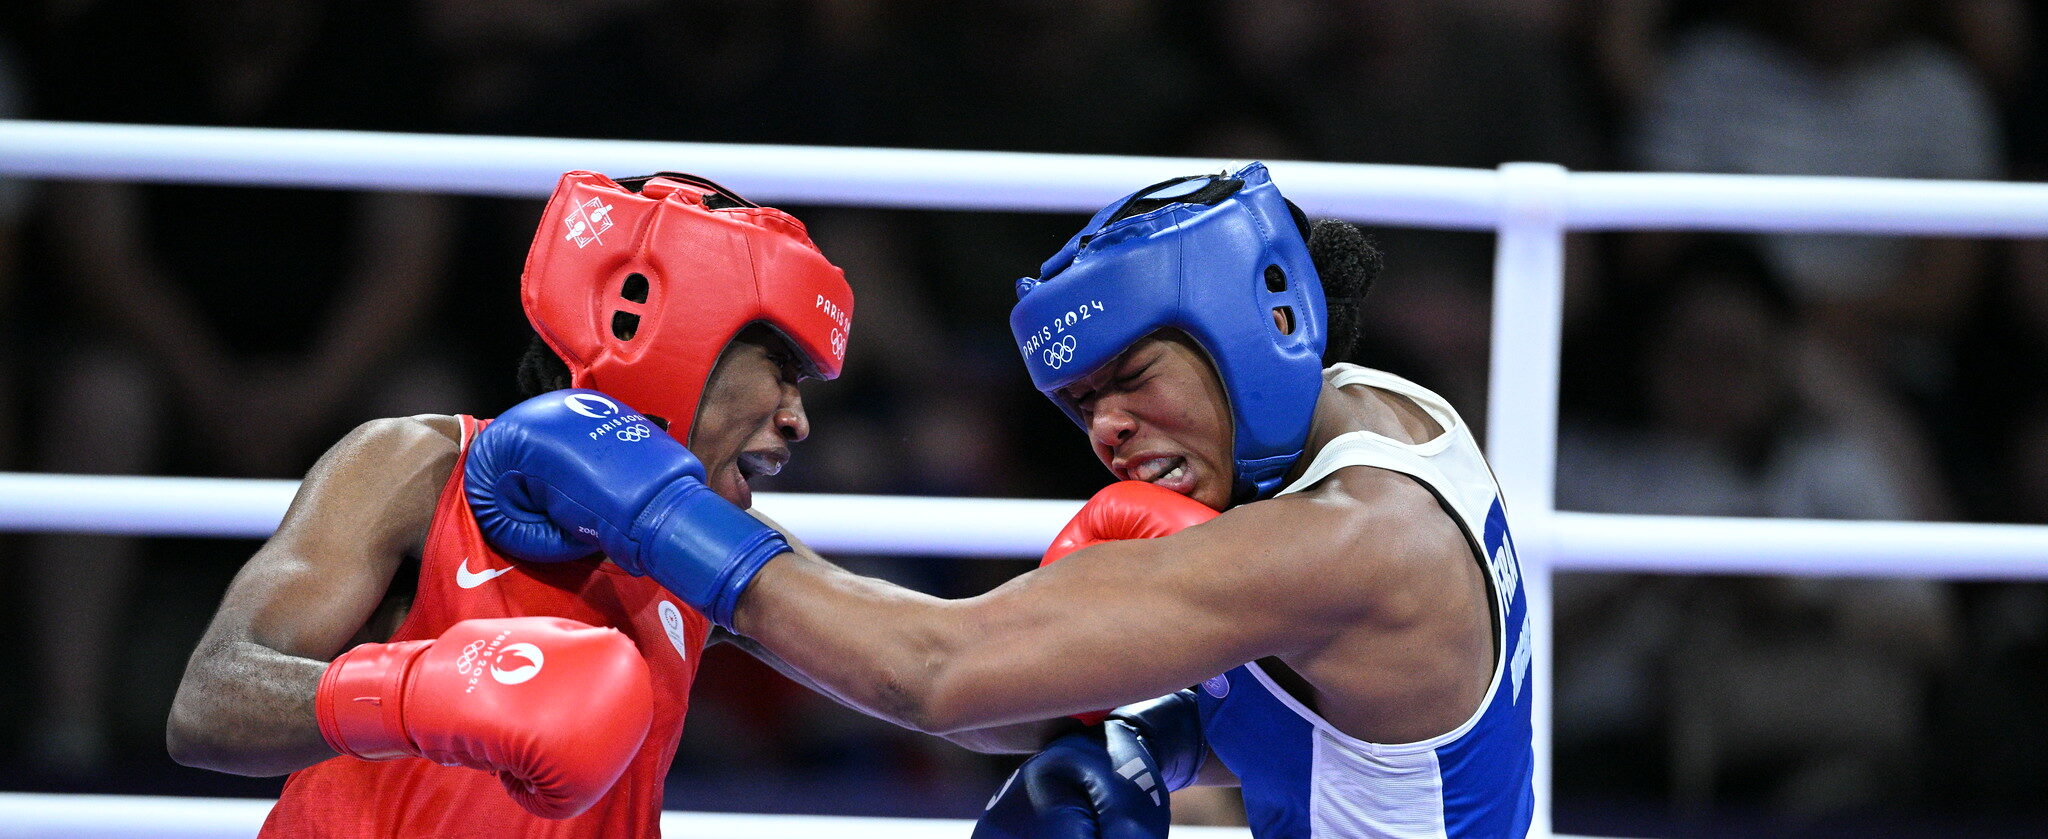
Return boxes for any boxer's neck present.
[1277,372,1446,491]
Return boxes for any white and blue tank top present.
[1192,365,1534,838]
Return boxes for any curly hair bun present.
[1308,219,1382,367]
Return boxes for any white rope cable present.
[1551,511,2048,579]
[0,792,1279,839]
[0,790,1602,839]
[0,119,1503,227]
[7,120,2048,234]
[0,472,1083,556]
[5,473,2046,578]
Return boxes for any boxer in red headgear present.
[524,171,851,446]
[168,171,852,838]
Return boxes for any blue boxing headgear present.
[1011,162,1326,502]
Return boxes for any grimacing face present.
[688,325,811,509]
[1057,330,1236,510]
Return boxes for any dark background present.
[0,1,2045,836]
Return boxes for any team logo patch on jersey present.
[658,600,692,662]
[1203,673,1231,699]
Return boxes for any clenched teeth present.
[1133,456,1185,483]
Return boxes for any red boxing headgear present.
[522,171,854,444]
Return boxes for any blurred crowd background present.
[1,0,2045,835]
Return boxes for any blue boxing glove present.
[973,690,1207,839]
[465,389,789,628]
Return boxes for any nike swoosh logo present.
[456,558,515,589]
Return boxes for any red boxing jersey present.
[262,415,709,837]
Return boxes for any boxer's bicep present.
[212,416,456,659]
[928,493,1375,730]
[170,416,456,774]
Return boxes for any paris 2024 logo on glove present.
[455,631,549,692]
[560,392,657,442]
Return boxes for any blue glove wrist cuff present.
[633,477,790,629]
[705,528,790,629]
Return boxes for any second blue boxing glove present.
[972,690,1206,839]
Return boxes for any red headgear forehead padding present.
[522,171,853,444]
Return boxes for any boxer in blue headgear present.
[465,161,1537,839]
[1012,162,1325,502]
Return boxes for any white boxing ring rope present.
[3,120,2048,839]
[3,472,2046,579]
[0,793,1264,839]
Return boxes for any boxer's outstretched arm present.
[167,416,456,776]
[710,626,1069,754]
[722,511,1074,753]
[734,466,1443,736]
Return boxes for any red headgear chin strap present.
[522,171,853,444]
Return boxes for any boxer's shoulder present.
[1256,462,1445,534]
[1322,467,1468,560]
[280,416,464,545]
[1223,465,1468,603]
[379,413,465,448]
[326,415,463,469]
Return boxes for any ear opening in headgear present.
[1272,307,1296,335]
[619,273,649,303]
[611,311,640,340]
[612,273,650,340]
[1265,265,1287,292]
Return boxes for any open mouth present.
[737,451,787,481]
[1129,455,1186,484]
[1116,453,1196,495]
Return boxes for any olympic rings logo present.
[1041,335,1079,369]
[616,424,653,442]
[454,640,488,675]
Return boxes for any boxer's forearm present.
[167,640,334,776]
[735,513,989,730]
[713,625,899,727]
[720,587,1068,753]
[735,549,970,732]
[735,540,1269,735]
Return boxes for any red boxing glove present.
[316,617,654,820]
[1043,481,1220,723]
[1043,480,1221,567]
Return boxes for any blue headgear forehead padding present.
[1011,162,1327,502]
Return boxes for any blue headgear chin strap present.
[1011,162,1327,503]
